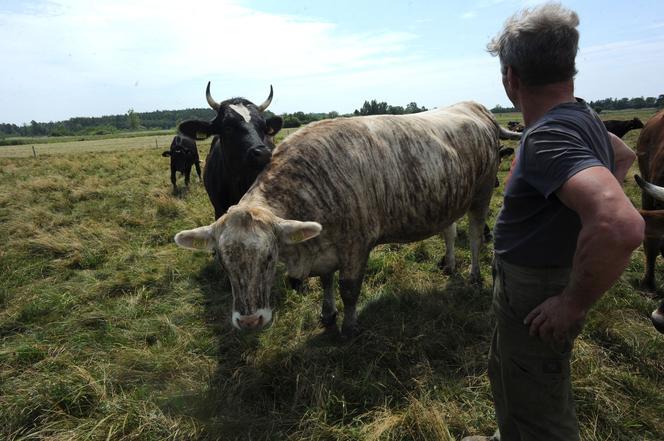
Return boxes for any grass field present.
[0,110,662,440]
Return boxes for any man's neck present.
[519,81,576,127]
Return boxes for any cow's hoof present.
[437,257,455,275]
[341,323,361,340]
[321,324,340,338]
[639,278,657,294]
[652,306,664,334]
[288,277,304,292]
[470,274,483,287]
[319,311,338,328]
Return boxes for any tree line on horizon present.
[2,95,662,139]
[491,94,664,113]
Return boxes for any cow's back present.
[637,110,664,184]
[249,102,500,244]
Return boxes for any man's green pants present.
[488,256,580,441]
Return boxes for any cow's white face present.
[174,207,322,330]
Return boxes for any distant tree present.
[327,111,339,119]
[127,109,141,130]
[405,102,427,114]
[490,104,518,113]
[657,94,664,109]
[283,115,301,128]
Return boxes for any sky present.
[1,0,663,125]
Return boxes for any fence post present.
[32,146,37,158]
[155,138,158,149]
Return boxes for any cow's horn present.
[635,175,664,202]
[206,81,220,111]
[257,85,273,112]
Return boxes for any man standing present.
[463,3,644,441]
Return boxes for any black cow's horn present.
[206,81,220,111]
[257,85,273,112]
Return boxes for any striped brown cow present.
[174,102,520,337]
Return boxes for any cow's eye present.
[223,126,233,135]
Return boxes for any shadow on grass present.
[172,260,495,440]
[171,185,190,198]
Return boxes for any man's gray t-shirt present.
[493,100,614,268]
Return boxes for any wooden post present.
[32,146,36,158]
[155,138,158,149]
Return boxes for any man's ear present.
[277,220,322,244]
[162,151,171,157]
[174,225,216,251]
[266,116,283,136]
[506,66,520,89]
[179,120,213,140]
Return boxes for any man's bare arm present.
[524,166,644,343]
[609,132,636,183]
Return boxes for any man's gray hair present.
[487,2,580,86]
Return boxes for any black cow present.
[507,121,525,132]
[178,82,283,219]
[603,117,644,138]
[162,134,201,190]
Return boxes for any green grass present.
[0,129,175,146]
[0,111,662,441]
[492,107,658,127]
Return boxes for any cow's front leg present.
[338,253,368,338]
[170,168,177,191]
[642,236,661,291]
[194,161,202,182]
[319,273,338,331]
[339,278,363,338]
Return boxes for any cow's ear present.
[174,225,215,251]
[162,151,171,157]
[266,116,283,136]
[179,120,213,140]
[277,220,322,244]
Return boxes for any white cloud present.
[576,35,664,100]
[0,0,425,123]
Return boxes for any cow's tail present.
[499,126,522,140]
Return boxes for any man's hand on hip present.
[524,294,586,345]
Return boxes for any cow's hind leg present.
[438,223,457,274]
[467,176,494,285]
[184,167,191,187]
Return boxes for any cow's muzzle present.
[232,308,273,330]
[246,145,271,166]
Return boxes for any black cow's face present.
[179,83,283,168]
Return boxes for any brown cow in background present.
[633,108,664,333]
